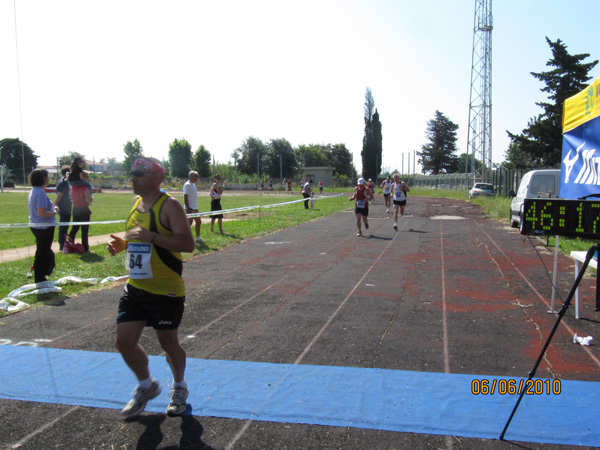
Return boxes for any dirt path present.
[0,232,126,263]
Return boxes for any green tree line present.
[2,37,596,184]
[0,135,357,185]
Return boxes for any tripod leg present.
[594,256,600,311]
[500,244,598,440]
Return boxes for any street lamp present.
[257,152,260,188]
[278,154,282,181]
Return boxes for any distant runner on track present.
[392,174,410,230]
[380,175,392,213]
[349,177,373,236]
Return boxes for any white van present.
[509,169,561,228]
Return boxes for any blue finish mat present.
[0,346,598,446]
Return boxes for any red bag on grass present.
[63,236,85,254]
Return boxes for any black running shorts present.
[117,284,185,330]
[354,207,369,216]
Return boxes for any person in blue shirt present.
[28,168,58,283]
[54,165,72,251]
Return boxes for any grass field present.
[0,189,350,308]
[0,190,336,250]
[1,186,594,314]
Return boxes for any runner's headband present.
[132,158,165,175]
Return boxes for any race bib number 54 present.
[126,243,153,279]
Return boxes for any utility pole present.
[466,0,493,183]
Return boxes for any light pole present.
[279,154,282,181]
[233,154,238,182]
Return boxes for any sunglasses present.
[130,170,154,177]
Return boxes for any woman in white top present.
[210,174,224,234]
[391,174,410,230]
[380,176,392,213]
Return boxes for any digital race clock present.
[522,198,600,239]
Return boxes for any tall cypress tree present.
[361,88,382,180]
[372,110,382,177]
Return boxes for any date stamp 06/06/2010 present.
[471,379,561,396]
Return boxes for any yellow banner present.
[562,76,600,133]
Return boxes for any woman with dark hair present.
[54,165,72,251]
[68,157,92,192]
[209,174,224,234]
[28,168,58,283]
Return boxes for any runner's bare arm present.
[158,197,195,252]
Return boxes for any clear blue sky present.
[1,0,598,175]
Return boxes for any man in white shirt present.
[183,171,202,243]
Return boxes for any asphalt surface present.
[1,195,599,450]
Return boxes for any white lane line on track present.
[439,217,454,450]
[225,213,409,450]
[8,406,80,449]
[178,221,370,349]
[439,219,451,374]
[475,221,600,370]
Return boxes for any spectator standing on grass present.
[210,174,224,234]
[68,171,93,252]
[107,157,194,419]
[348,177,373,237]
[183,171,202,244]
[28,168,58,283]
[318,179,324,194]
[302,179,313,209]
[392,173,410,230]
[54,165,72,251]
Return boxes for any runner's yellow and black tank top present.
[126,192,185,297]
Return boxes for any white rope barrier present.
[0,275,129,312]
[0,194,344,229]
[0,194,344,313]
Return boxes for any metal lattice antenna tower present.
[466,0,493,182]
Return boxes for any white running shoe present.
[166,385,189,416]
[121,379,161,419]
[393,223,398,230]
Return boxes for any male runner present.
[183,170,202,243]
[108,157,195,419]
